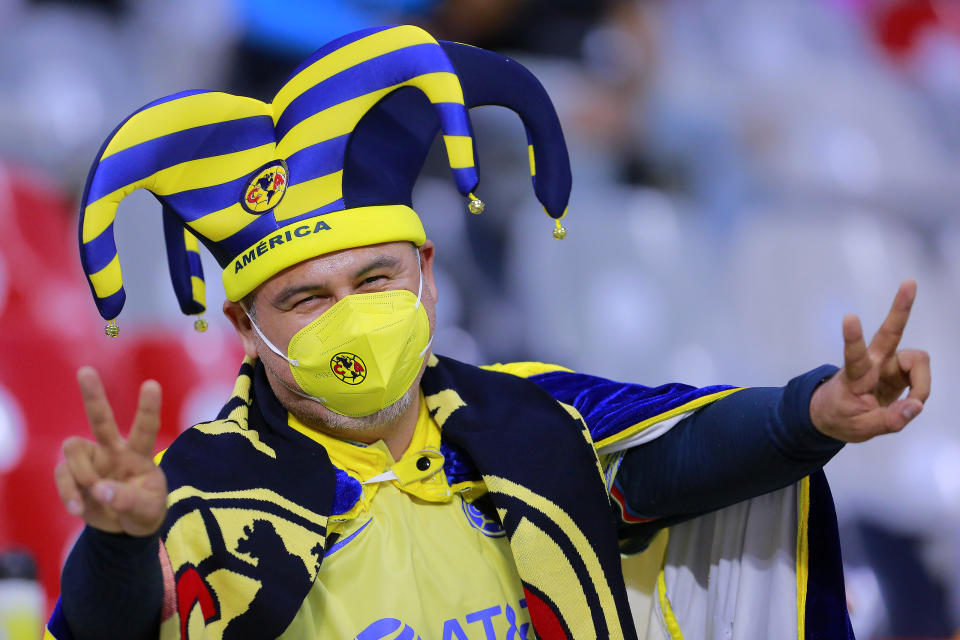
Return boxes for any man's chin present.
[287,384,419,440]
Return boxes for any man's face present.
[223,240,438,440]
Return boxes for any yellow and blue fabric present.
[161,209,206,315]
[77,24,572,323]
[801,472,856,639]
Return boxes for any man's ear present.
[418,240,438,304]
[223,299,259,359]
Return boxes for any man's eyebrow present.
[353,255,402,279]
[271,283,327,306]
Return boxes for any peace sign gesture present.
[54,367,168,536]
[810,280,932,443]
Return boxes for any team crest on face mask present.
[331,352,367,385]
[241,160,288,214]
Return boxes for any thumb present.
[884,398,923,434]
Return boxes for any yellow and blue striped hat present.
[79,25,571,332]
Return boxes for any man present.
[49,25,929,640]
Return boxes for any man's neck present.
[376,394,419,460]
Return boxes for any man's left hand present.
[810,279,931,443]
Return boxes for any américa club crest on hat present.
[78,25,572,336]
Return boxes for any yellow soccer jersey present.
[281,394,533,640]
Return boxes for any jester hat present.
[79,25,571,332]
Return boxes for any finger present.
[842,314,872,383]
[96,479,140,514]
[91,480,118,507]
[885,397,923,433]
[54,461,85,517]
[127,380,162,457]
[846,400,921,441]
[77,367,121,448]
[868,279,917,358]
[898,349,931,404]
[93,479,165,537]
[61,437,102,489]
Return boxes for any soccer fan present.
[48,25,929,640]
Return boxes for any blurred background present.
[0,0,957,637]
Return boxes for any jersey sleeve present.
[482,361,743,452]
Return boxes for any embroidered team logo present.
[331,352,366,385]
[461,500,506,537]
[241,160,288,214]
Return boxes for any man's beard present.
[315,383,419,434]
[284,380,420,442]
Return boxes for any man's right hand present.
[55,367,168,537]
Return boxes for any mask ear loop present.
[243,306,301,367]
[413,248,434,358]
[244,304,327,403]
[414,248,423,309]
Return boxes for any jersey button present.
[416,456,431,471]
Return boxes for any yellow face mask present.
[249,262,432,418]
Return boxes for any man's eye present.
[362,275,385,285]
[293,295,317,307]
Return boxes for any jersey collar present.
[287,391,453,515]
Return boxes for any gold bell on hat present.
[194,314,208,332]
[467,192,484,215]
[104,319,119,338]
[552,219,567,240]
